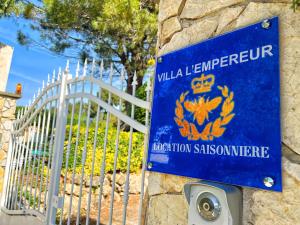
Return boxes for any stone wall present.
[0,45,13,92]
[0,94,18,193]
[145,1,300,224]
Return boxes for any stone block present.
[0,98,4,110]
[161,16,182,44]
[102,184,111,197]
[216,6,245,35]
[158,0,186,22]
[1,143,9,153]
[2,99,16,119]
[129,174,141,194]
[243,172,300,225]
[236,3,300,38]
[1,120,13,131]
[115,183,124,193]
[148,172,197,196]
[241,145,300,225]
[65,183,81,196]
[181,0,244,19]
[147,172,165,196]
[85,175,100,187]
[113,191,121,202]
[159,16,219,55]
[73,174,84,185]
[146,194,188,225]
[116,173,126,186]
[283,156,300,182]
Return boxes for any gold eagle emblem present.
[174,74,235,141]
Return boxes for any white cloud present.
[10,70,42,84]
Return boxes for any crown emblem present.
[191,74,215,94]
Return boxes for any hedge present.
[62,121,144,175]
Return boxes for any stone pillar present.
[145,1,300,224]
[0,45,14,92]
[0,93,20,193]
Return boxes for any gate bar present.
[46,67,69,225]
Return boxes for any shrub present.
[62,121,144,175]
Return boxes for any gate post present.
[1,135,14,208]
[46,68,69,225]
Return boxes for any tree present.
[0,0,23,17]
[18,0,158,95]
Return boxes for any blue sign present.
[147,17,281,191]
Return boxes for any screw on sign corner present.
[147,162,153,169]
[261,19,271,29]
[263,177,275,188]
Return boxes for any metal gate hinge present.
[52,196,64,209]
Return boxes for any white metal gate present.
[1,60,151,225]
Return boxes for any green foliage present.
[23,2,34,19]
[17,30,31,45]
[99,89,120,106]
[19,1,157,67]
[0,0,23,17]
[67,102,92,125]
[16,0,158,96]
[135,83,147,124]
[62,121,144,175]
[23,190,35,207]
[15,105,25,117]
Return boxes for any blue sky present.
[0,11,153,106]
[0,17,72,106]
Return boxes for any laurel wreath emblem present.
[174,86,235,141]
